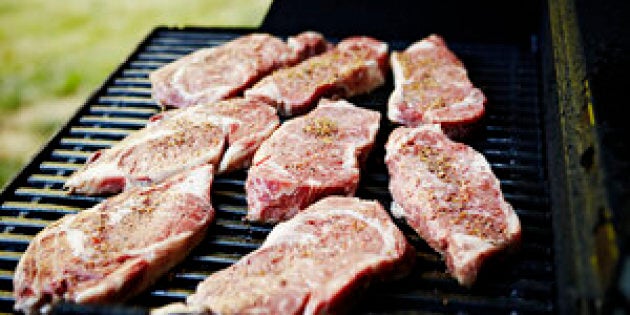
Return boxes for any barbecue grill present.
[1,0,628,314]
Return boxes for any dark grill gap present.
[0,28,554,314]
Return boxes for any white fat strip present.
[424,89,484,123]
[446,88,483,109]
[505,204,521,236]
[57,212,96,258]
[65,228,87,257]
[388,53,413,124]
[245,81,281,106]
[171,61,236,101]
[247,33,268,42]
[115,231,194,261]
[171,166,212,200]
[390,52,406,83]
[341,146,358,170]
[117,127,179,151]
[264,208,397,256]
[386,94,405,125]
[389,126,436,155]
[108,207,132,225]
[266,159,295,179]
[262,219,318,248]
[463,150,492,174]
[318,99,353,109]
[366,115,380,140]
[218,143,246,173]
[364,60,377,68]
[170,109,242,131]
[305,178,322,186]
[376,42,389,55]
[66,162,127,189]
[75,261,139,303]
[448,233,493,270]
[342,61,384,97]
[205,115,241,134]
[287,35,301,53]
[138,138,223,188]
[409,39,436,51]
[390,201,406,219]
[229,116,278,166]
[282,102,294,117]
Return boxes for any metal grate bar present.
[0,28,555,314]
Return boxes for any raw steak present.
[246,99,381,223]
[245,36,388,116]
[388,34,486,138]
[14,164,215,315]
[65,98,279,195]
[385,125,520,286]
[153,196,415,315]
[150,32,330,108]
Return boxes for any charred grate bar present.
[0,28,554,314]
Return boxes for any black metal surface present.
[0,28,554,314]
[261,0,542,43]
[575,1,630,311]
[544,0,628,313]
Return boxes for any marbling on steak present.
[385,125,520,286]
[153,197,415,315]
[246,99,380,223]
[388,34,486,138]
[245,36,388,116]
[65,98,279,195]
[150,32,330,108]
[14,165,215,315]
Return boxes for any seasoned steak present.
[245,36,388,116]
[65,98,279,195]
[388,34,486,138]
[150,32,330,108]
[153,197,415,315]
[385,125,520,286]
[246,99,381,223]
[14,165,215,315]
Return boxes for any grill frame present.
[1,27,558,314]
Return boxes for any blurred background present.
[0,0,272,187]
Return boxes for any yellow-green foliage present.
[0,0,272,187]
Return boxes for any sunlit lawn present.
[0,0,272,187]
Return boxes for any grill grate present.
[0,28,554,314]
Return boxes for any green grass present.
[0,0,272,188]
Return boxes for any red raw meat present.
[385,125,520,286]
[388,35,486,138]
[150,32,330,108]
[14,165,215,315]
[245,36,388,116]
[154,197,415,315]
[246,99,380,223]
[65,98,279,195]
